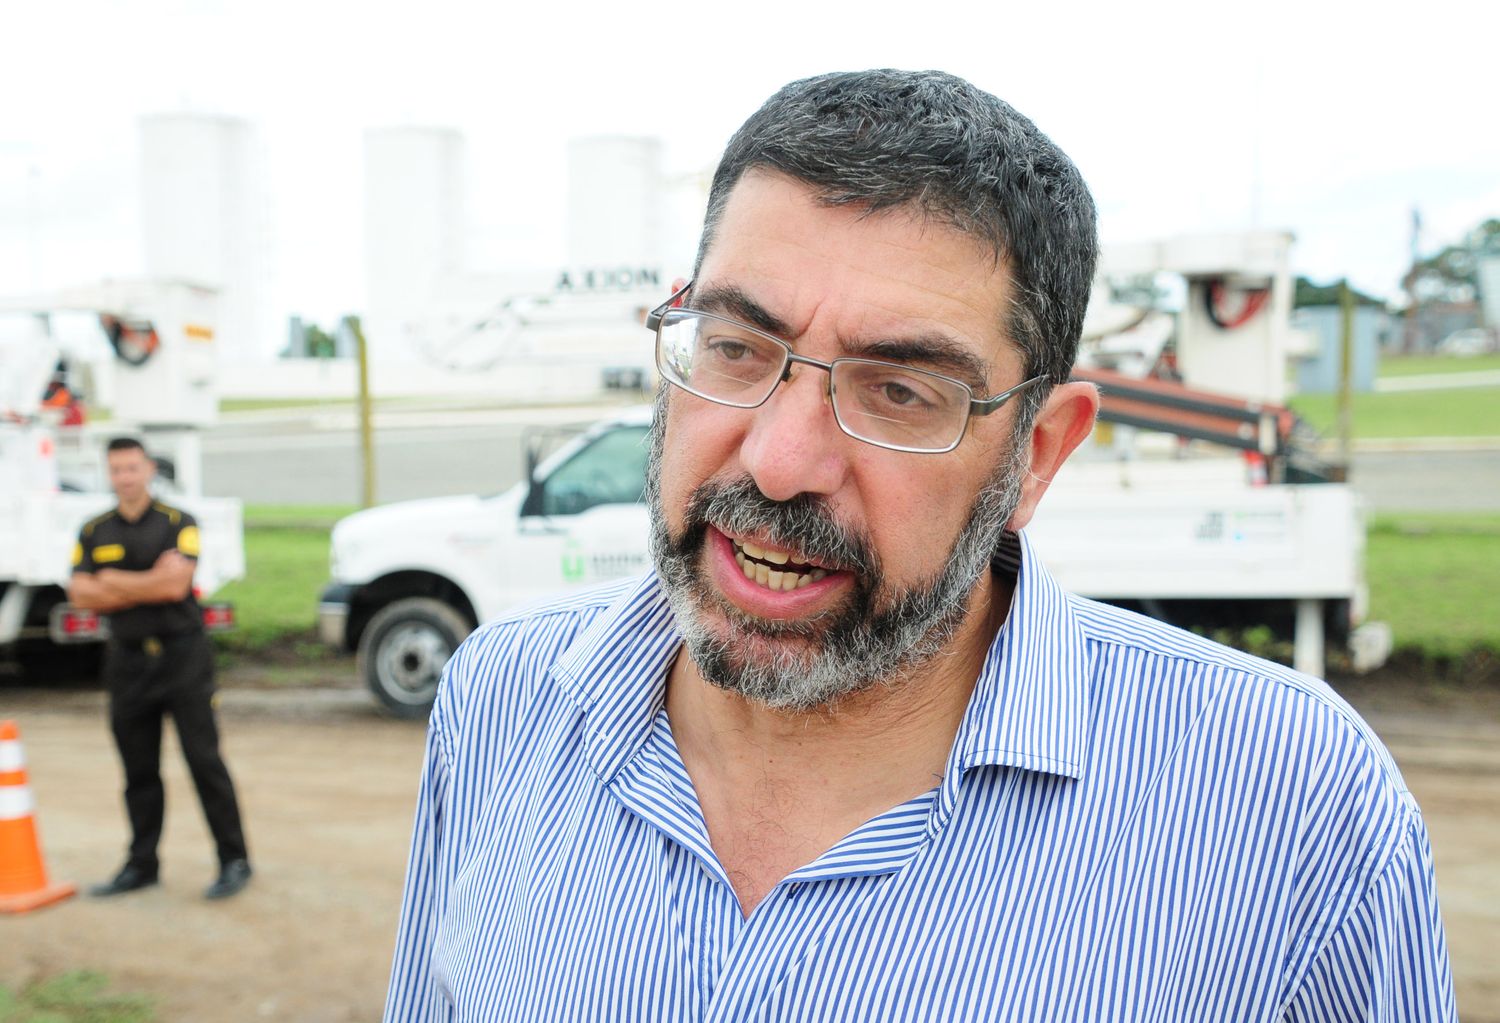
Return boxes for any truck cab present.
[320,407,653,716]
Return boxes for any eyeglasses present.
[646,281,1046,454]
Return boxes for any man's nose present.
[738,364,851,503]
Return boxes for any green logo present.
[561,540,586,582]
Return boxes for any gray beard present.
[645,393,1028,712]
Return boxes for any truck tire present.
[357,597,471,719]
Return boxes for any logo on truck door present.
[562,540,586,583]
[561,538,648,583]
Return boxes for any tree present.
[1406,218,1500,306]
[1294,277,1383,309]
[305,323,337,358]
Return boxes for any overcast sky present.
[3,0,1497,330]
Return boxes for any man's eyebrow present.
[690,282,994,392]
[845,337,992,393]
[688,284,792,336]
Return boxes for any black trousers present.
[104,632,248,872]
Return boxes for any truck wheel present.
[357,598,471,719]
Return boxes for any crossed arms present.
[68,551,196,613]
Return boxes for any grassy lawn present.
[218,397,355,413]
[0,971,154,1022]
[1287,386,1500,439]
[212,504,1498,671]
[1378,353,1500,378]
[243,504,357,529]
[1366,513,1500,659]
[211,505,356,658]
[212,527,330,655]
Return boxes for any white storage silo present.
[567,136,664,278]
[139,113,273,365]
[363,126,466,363]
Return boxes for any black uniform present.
[73,502,248,876]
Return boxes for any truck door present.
[510,424,653,606]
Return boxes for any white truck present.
[0,281,245,676]
[321,231,1402,717]
[320,411,653,716]
[319,401,1388,718]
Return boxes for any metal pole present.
[1337,280,1355,467]
[1293,598,1326,678]
[1403,207,1422,354]
[348,316,376,509]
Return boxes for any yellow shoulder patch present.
[72,542,84,567]
[154,502,181,526]
[82,509,115,537]
[95,543,126,563]
[177,525,201,557]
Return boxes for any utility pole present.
[1402,206,1422,354]
[1337,280,1355,467]
[347,315,376,509]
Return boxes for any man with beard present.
[386,71,1452,1021]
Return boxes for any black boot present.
[89,863,159,897]
[204,858,252,900]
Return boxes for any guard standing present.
[66,436,251,900]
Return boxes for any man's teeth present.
[736,538,810,568]
[732,543,828,592]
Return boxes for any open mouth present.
[730,537,831,593]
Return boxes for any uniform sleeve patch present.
[177,525,201,557]
[82,509,114,536]
[95,544,126,563]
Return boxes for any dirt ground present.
[2,672,1497,1022]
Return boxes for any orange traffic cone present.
[0,720,76,913]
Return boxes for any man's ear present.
[1008,381,1099,531]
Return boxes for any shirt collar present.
[946,529,1091,782]
[551,529,1091,786]
[550,574,681,784]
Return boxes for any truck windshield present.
[539,425,650,516]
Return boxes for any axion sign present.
[554,267,662,292]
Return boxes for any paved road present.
[1344,448,1500,513]
[199,404,1500,512]
[201,401,640,505]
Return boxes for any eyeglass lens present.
[656,310,973,451]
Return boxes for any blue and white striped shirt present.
[385,532,1454,1021]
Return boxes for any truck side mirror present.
[520,436,545,517]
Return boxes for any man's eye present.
[706,338,752,360]
[868,376,940,410]
[881,381,924,407]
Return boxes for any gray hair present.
[695,69,1098,395]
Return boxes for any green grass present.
[1287,386,1500,439]
[0,971,154,1022]
[243,503,358,530]
[213,524,335,656]
[218,397,356,412]
[219,396,450,413]
[1366,513,1500,658]
[1378,353,1500,378]
[213,505,359,661]
[209,504,1500,672]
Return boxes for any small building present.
[1290,305,1389,394]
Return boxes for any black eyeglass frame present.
[646,280,1047,454]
